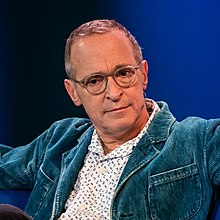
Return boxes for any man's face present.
[65,30,149,140]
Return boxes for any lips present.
[105,105,129,113]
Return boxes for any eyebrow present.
[76,63,135,82]
[114,63,133,70]
[88,63,133,76]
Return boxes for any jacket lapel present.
[52,126,94,217]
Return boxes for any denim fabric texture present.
[0,101,220,219]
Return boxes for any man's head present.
[64,19,149,143]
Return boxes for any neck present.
[102,141,122,155]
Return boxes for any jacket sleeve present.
[204,118,220,189]
[0,129,50,190]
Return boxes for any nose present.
[105,77,123,101]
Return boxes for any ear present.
[141,60,148,90]
[64,79,82,106]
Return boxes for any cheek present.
[128,88,145,108]
[131,85,145,99]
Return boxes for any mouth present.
[105,105,130,113]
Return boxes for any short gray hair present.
[64,19,143,78]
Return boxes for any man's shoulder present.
[157,100,220,128]
[46,117,93,139]
[156,101,220,136]
[51,117,91,128]
[172,116,220,141]
[179,115,220,127]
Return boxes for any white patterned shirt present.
[59,99,160,220]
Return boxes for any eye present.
[116,68,134,78]
[85,75,105,86]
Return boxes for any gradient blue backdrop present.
[0,0,220,145]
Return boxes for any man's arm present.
[204,119,220,189]
[0,130,49,190]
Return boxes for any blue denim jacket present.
[0,101,220,219]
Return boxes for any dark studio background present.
[0,0,220,146]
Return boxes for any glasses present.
[71,63,142,95]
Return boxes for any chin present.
[109,121,134,132]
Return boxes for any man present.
[0,19,220,220]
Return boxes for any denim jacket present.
[0,101,220,220]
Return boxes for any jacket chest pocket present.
[148,163,202,220]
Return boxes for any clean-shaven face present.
[65,30,149,141]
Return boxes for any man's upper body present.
[0,19,220,219]
[1,101,220,219]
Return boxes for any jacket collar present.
[146,101,176,144]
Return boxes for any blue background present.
[0,0,220,146]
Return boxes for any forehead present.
[70,30,137,76]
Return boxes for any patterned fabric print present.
[59,99,160,220]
